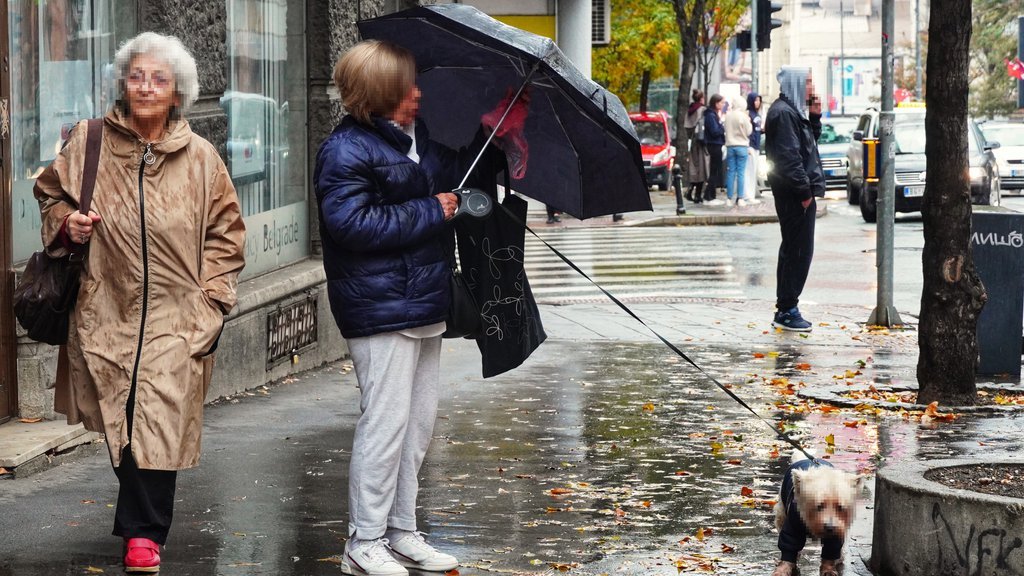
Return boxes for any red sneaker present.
[124,538,161,573]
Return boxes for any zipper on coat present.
[127,143,153,438]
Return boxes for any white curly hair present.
[114,32,199,115]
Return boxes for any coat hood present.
[103,107,194,167]
[777,67,810,117]
[747,92,761,112]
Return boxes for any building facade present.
[0,0,598,424]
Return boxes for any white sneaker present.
[387,531,459,572]
[737,198,749,206]
[341,539,408,576]
[705,199,725,206]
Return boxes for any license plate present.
[826,168,847,177]
[904,185,925,197]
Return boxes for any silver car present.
[980,121,1024,195]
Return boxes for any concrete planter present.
[872,458,1024,576]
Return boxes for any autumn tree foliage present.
[592,0,679,111]
[968,0,1019,119]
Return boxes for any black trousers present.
[112,384,177,545]
[707,145,724,199]
[774,194,816,311]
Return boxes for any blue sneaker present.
[772,307,812,332]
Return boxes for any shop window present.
[8,0,134,264]
[225,0,308,278]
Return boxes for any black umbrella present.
[357,4,651,220]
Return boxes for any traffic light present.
[736,31,751,51]
[756,0,783,50]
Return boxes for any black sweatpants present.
[774,195,816,311]
[112,383,177,545]
[707,145,724,200]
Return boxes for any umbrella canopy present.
[357,4,651,220]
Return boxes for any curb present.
[797,383,1024,414]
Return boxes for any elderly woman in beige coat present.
[34,32,245,572]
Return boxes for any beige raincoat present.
[34,109,246,470]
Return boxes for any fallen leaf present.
[316,557,342,564]
[549,488,574,496]
[825,433,835,447]
[642,402,656,413]
[721,543,735,553]
[81,499,96,504]
[740,486,754,497]
[445,570,460,576]
[84,567,104,574]
[675,470,692,476]
[753,352,766,359]
[0,468,10,476]
[696,527,706,542]
[796,363,812,371]
[726,459,742,465]
[18,417,42,423]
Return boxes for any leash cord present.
[500,201,817,461]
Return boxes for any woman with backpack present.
[702,94,727,203]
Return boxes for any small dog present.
[771,454,861,576]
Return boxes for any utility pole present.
[840,0,845,115]
[751,0,759,93]
[1018,16,1024,109]
[915,0,922,100]
[869,0,902,327]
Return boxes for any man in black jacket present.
[764,67,826,332]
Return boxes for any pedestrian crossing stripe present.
[520,228,743,304]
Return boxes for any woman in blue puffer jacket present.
[313,40,467,576]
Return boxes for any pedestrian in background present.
[764,67,825,332]
[702,94,726,204]
[316,40,528,576]
[35,32,245,572]
[724,94,752,207]
[684,89,709,204]
[745,92,763,201]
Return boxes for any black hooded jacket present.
[764,93,826,201]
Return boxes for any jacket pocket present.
[192,290,226,358]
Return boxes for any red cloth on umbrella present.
[481,88,530,180]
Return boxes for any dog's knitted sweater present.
[778,459,845,562]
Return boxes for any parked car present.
[630,110,675,191]
[848,107,1000,223]
[979,120,1024,195]
[817,116,858,193]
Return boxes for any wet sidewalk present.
[1,299,1020,575]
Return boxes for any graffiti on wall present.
[932,503,1023,575]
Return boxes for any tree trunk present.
[917,0,983,406]
[672,0,702,189]
[639,70,651,114]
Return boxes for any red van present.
[629,110,675,191]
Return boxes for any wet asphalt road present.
[3,198,1023,575]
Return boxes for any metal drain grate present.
[267,294,318,367]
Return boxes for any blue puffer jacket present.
[314,115,456,338]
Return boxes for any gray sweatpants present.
[346,331,441,540]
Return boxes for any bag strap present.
[79,118,104,215]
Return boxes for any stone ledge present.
[0,420,100,468]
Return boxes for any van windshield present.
[894,117,981,155]
[633,121,667,146]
